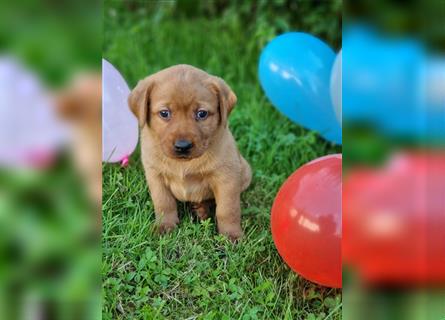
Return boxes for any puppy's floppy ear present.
[206,76,237,127]
[128,76,155,128]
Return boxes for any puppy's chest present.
[162,171,213,203]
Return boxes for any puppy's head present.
[128,65,236,160]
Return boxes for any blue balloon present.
[342,25,445,142]
[259,32,341,144]
[343,25,424,136]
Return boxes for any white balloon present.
[102,59,138,163]
[330,50,342,126]
[0,57,67,168]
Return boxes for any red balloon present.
[343,152,445,285]
[271,154,342,288]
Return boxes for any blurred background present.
[343,1,445,320]
[0,0,101,319]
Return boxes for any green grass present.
[103,6,341,320]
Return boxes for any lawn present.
[102,2,342,319]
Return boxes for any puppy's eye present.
[195,109,208,120]
[159,109,171,120]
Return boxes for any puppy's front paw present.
[158,222,177,234]
[218,224,244,242]
[157,216,179,234]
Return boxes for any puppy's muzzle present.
[174,139,193,156]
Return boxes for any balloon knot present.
[121,155,129,167]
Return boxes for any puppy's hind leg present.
[191,199,215,221]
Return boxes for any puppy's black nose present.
[174,139,193,154]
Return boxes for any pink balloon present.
[330,50,342,126]
[102,59,138,163]
[0,57,67,168]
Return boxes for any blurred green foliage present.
[346,0,444,50]
[0,0,101,85]
[0,160,100,319]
